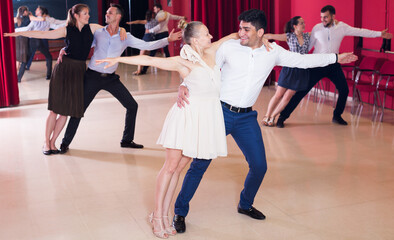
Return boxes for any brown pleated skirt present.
[48,56,86,118]
[15,36,29,63]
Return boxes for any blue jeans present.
[174,104,267,216]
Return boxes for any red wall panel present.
[389,0,394,53]
[361,0,386,50]
[273,0,291,49]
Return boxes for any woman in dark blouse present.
[6,4,126,155]
[14,6,31,82]
[263,16,311,126]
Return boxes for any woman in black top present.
[6,4,126,155]
[14,6,31,82]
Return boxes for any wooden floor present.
[1,61,394,240]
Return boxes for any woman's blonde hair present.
[178,19,204,45]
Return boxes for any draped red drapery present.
[191,0,271,41]
[0,0,19,107]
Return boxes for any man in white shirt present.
[140,3,184,74]
[172,9,357,233]
[277,5,392,127]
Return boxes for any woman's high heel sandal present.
[267,117,276,127]
[262,116,270,126]
[149,213,169,239]
[163,216,177,235]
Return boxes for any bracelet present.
[335,53,338,63]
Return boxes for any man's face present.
[153,6,160,13]
[105,7,120,24]
[238,21,263,48]
[320,11,334,27]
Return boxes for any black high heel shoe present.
[51,149,60,154]
[42,147,52,155]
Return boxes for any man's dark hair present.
[37,6,49,15]
[238,9,267,31]
[154,3,163,10]
[321,5,335,15]
[110,3,124,19]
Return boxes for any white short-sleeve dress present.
[157,45,227,159]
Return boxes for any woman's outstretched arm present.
[4,26,66,39]
[126,20,147,25]
[263,33,287,42]
[96,56,190,77]
[209,33,239,53]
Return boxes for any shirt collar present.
[104,25,120,35]
[231,39,267,52]
[325,21,336,29]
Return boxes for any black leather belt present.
[87,68,115,77]
[221,101,252,113]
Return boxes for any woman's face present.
[193,25,213,49]
[76,8,90,25]
[294,18,305,33]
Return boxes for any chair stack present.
[376,60,394,121]
[345,56,394,121]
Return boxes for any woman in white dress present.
[97,20,238,238]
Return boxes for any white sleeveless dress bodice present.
[157,45,227,159]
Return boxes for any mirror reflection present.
[12,0,98,83]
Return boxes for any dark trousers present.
[279,63,349,121]
[18,62,28,82]
[62,69,138,146]
[174,104,268,217]
[141,31,170,73]
[23,39,52,78]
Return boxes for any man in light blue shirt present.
[60,4,181,153]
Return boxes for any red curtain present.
[0,0,19,107]
[191,0,271,41]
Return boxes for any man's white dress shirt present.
[216,39,337,108]
[149,10,183,34]
[309,21,381,54]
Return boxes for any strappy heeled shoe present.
[148,212,169,239]
[163,216,177,235]
[262,116,270,126]
[267,116,276,127]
